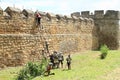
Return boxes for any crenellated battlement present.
[0,7,95,23]
[94,10,104,19]
[104,10,120,19]
[72,10,120,19]
[0,6,95,35]
[81,11,90,18]
[0,7,120,21]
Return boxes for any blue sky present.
[0,0,120,15]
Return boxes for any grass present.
[0,67,22,80]
[0,50,120,80]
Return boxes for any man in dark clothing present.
[66,54,72,70]
[58,52,64,68]
[45,62,52,76]
[45,41,49,53]
[35,11,41,27]
[49,54,54,65]
[53,51,59,68]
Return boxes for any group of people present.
[35,11,72,76]
[44,51,72,76]
[49,51,64,69]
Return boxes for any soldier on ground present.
[66,54,72,70]
[58,52,64,68]
[53,51,59,68]
[44,62,55,76]
[49,53,54,69]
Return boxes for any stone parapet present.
[81,11,90,18]
[0,7,94,34]
[94,10,104,19]
[71,12,80,17]
[0,7,3,15]
[104,10,120,19]
[22,9,34,18]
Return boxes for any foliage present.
[16,58,48,80]
[100,44,109,59]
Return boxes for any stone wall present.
[1,6,120,68]
[78,10,120,49]
[0,7,98,68]
[93,10,120,49]
[0,34,43,68]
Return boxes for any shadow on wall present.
[58,40,78,53]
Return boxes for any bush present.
[100,44,109,59]
[16,58,48,80]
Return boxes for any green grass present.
[0,67,22,80]
[0,50,120,80]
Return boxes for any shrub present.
[100,44,109,59]
[16,58,48,80]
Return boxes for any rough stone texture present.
[0,34,44,67]
[22,9,34,18]
[81,11,90,18]
[0,7,97,68]
[5,7,21,18]
[71,12,80,17]
[0,6,120,68]
[94,10,120,49]
[0,7,3,15]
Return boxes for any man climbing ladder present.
[44,40,50,55]
[35,11,42,29]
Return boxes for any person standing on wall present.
[35,11,41,28]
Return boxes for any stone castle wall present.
[0,7,98,68]
[73,10,120,49]
[93,10,120,49]
[0,6,119,68]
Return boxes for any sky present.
[0,0,120,15]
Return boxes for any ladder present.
[31,22,51,57]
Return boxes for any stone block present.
[5,7,21,18]
[64,15,72,21]
[0,7,3,15]
[94,10,104,19]
[22,9,34,18]
[46,12,56,20]
[104,10,120,19]
[81,11,90,18]
[56,14,64,20]
[71,12,80,17]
